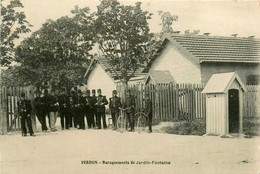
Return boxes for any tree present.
[184,29,200,35]
[1,0,32,66]
[15,7,95,91]
[158,11,178,35]
[94,1,153,85]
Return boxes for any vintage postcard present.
[0,0,259,174]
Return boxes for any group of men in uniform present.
[18,87,153,137]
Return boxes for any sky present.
[2,0,260,48]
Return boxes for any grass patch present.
[161,118,206,136]
[243,116,260,136]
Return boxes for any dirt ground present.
[0,118,259,174]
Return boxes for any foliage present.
[158,11,178,35]
[243,116,260,136]
[184,29,200,35]
[94,1,154,84]
[1,0,32,66]
[161,119,206,136]
[15,6,94,91]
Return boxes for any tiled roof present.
[146,70,176,84]
[165,34,260,63]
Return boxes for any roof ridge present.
[169,34,260,41]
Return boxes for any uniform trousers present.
[126,112,135,131]
[86,110,95,128]
[21,112,34,135]
[96,111,107,129]
[49,111,57,129]
[111,112,119,128]
[36,112,47,131]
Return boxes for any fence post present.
[0,87,8,135]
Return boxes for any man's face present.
[92,92,95,96]
[97,91,101,96]
[86,93,90,97]
[113,93,117,97]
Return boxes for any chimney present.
[172,31,180,34]
[231,34,238,37]
[203,33,210,36]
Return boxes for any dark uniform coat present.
[109,96,122,114]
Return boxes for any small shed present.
[145,70,176,85]
[202,72,247,136]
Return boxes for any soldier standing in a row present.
[95,89,108,129]
[34,90,48,132]
[85,90,94,128]
[18,92,35,137]
[124,90,136,132]
[78,90,86,130]
[144,92,153,133]
[49,90,59,131]
[71,89,78,128]
[58,89,71,130]
[109,90,122,130]
[91,89,97,128]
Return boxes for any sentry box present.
[202,72,247,136]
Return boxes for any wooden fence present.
[117,83,206,122]
[0,86,36,134]
[243,85,259,117]
[0,84,258,134]
[117,83,259,122]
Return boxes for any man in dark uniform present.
[68,95,74,128]
[109,90,122,130]
[144,92,153,133]
[18,92,35,136]
[42,90,51,130]
[124,89,135,132]
[71,89,79,128]
[34,90,48,132]
[78,89,86,130]
[95,89,108,129]
[58,89,71,130]
[90,89,97,128]
[49,90,59,131]
[85,90,94,128]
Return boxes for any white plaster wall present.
[150,42,201,84]
[87,64,116,100]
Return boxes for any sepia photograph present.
[0,0,260,173]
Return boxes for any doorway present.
[228,89,239,133]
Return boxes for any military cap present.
[92,89,96,93]
[112,90,117,94]
[86,90,90,94]
[97,89,102,92]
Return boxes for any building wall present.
[86,64,116,100]
[149,42,201,84]
[201,62,260,85]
